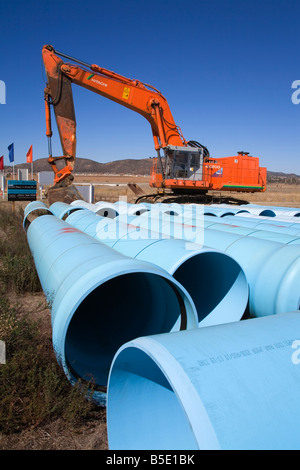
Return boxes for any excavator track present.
[135,192,249,206]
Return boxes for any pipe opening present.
[108,346,199,450]
[61,207,84,221]
[64,272,188,390]
[259,210,275,217]
[173,252,247,324]
[95,208,118,218]
[220,212,235,217]
[23,209,53,231]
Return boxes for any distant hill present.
[4,157,300,183]
[4,157,153,176]
[266,171,300,184]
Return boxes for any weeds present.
[0,206,41,293]
[0,293,97,434]
[0,205,100,436]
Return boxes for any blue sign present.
[7,180,37,201]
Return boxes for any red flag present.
[0,156,3,170]
[26,145,33,163]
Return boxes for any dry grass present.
[0,205,108,450]
[72,174,300,207]
[230,184,300,207]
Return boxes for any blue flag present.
[8,143,14,163]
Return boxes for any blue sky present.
[0,0,300,173]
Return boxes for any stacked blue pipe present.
[209,214,300,234]
[24,209,198,404]
[211,203,300,218]
[107,312,300,450]
[61,200,300,318]
[240,204,300,217]
[44,201,86,221]
[24,200,300,449]
[71,200,119,218]
[209,204,276,217]
[113,200,150,216]
[131,208,300,317]
[187,218,300,245]
[214,216,300,238]
[64,208,249,327]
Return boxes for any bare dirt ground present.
[1,176,299,450]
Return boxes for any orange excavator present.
[42,45,267,204]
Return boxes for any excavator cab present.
[164,145,204,181]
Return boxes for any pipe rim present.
[51,260,198,399]
[107,335,220,450]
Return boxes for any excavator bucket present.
[46,184,84,205]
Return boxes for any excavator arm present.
[42,44,193,187]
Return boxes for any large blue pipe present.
[113,200,150,216]
[24,212,197,403]
[134,207,300,246]
[71,200,119,218]
[65,201,300,317]
[211,204,300,218]
[207,204,276,217]
[49,201,86,220]
[131,210,300,317]
[65,209,249,327]
[216,216,300,237]
[209,214,300,234]
[107,311,300,450]
[204,207,250,217]
[192,220,300,245]
[69,200,300,243]
[239,204,300,217]
[236,212,300,224]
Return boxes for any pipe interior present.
[61,207,84,221]
[64,272,186,389]
[259,210,275,217]
[95,208,118,218]
[23,209,53,231]
[173,252,245,322]
[108,346,198,450]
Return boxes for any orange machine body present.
[42,45,266,194]
[150,151,267,193]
